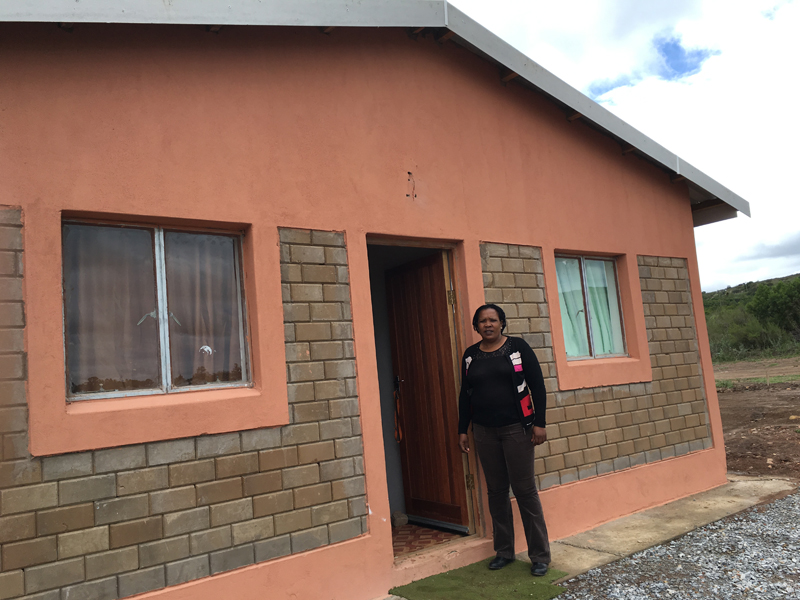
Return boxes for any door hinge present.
[465,473,475,490]
[447,290,456,305]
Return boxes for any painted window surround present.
[25,210,289,456]
[544,250,653,390]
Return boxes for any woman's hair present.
[472,304,507,332]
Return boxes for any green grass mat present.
[389,558,567,600]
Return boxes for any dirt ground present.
[714,357,800,478]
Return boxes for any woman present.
[458,303,551,576]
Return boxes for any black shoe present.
[488,556,515,570]
[530,562,548,576]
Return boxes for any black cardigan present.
[457,336,547,434]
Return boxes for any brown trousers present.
[473,422,551,563]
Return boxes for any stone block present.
[61,577,119,600]
[232,516,275,545]
[288,361,325,382]
[2,536,57,570]
[310,303,342,321]
[324,247,347,265]
[283,303,311,323]
[0,571,24,599]
[274,508,312,535]
[329,517,362,544]
[289,283,323,303]
[94,445,146,474]
[0,305,24,330]
[169,459,215,486]
[109,516,162,548]
[282,465,320,489]
[334,437,362,458]
[210,498,254,527]
[319,419,352,440]
[241,428,282,451]
[279,229,312,244]
[313,380,346,400]
[297,441,336,465]
[348,496,367,518]
[253,491,294,518]
[216,453,259,479]
[291,526,329,553]
[290,245,325,265]
[294,483,332,509]
[149,486,197,514]
[42,453,93,481]
[294,322,332,341]
[85,547,138,580]
[0,513,35,543]
[0,482,58,514]
[311,231,345,247]
[209,544,255,574]
[190,526,232,555]
[301,264,337,283]
[330,322,353,340]
[311,500,348,526]
[35,504,93,536]
[146,439,195,466]
[293,401,330,423]
[196,478,243,505]
[196,433,241,458]
[117,466,169,496]
[166,555,210,586]
[58,526,109,559]
[118,565,165,597]
[331,476,365,500]
[243,471,282,496]
[94,495,148,525]
[139,535,190,568]
[24,558,84,594]
[259,447,299,472]
[254,535,291,563]
[163,507,210,537]
[329,398,359,419]
[281,424,320,446]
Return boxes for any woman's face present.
[476,308,504,343]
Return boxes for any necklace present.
[479,336,507,353]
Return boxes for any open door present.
[385,252,469,528]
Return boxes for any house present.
[0,2,749,599]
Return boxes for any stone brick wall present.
[0,216,366,600]
[480,243,711,491]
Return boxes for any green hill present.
[702,273,800,362]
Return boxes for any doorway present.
[367,242,475,557]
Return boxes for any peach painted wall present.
[0,23,727,599]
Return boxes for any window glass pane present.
[63,224,161,395]
[164,232,245,388]
[584,259,625,356]
[555,257,591,358]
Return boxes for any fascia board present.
[0,0,447,27]
[677,159,751,217]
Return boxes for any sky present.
[450,0,800,292]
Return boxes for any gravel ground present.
[559,491,800,600]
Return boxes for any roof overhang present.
[0,0,750,226]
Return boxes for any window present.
[555,255,625,359]
[62,222,249,398]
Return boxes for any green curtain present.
[555,257,590,357]
[584,260,625,355]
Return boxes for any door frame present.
[366,235,483,539]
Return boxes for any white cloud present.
[451,0,800,291]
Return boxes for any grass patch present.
[715,374,800,387]
[389,558,566,600]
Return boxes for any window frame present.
[554,254,628,361]
[62,219,252,401]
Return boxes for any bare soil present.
[715,358,800,478]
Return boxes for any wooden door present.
[385,252,469,527]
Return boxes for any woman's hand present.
[459,433,470,453]
[531,426,547,446]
